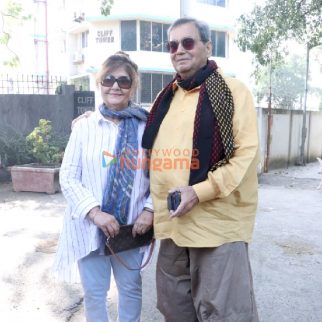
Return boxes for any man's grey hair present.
[167,18,211,43]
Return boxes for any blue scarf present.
[100,102,149,224]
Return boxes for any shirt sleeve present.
[59,121,100,219]
[143,193,153,210]
[193,79,260,202]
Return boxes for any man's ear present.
[206,41,213,58]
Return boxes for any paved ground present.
[0,161,322,322]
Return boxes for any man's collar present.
[173,80,201,93]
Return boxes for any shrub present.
[0,126,33,166]
[26,119,67,165]
[0,119,67,167]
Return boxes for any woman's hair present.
[96,51,139,91]
[167,18,210,43]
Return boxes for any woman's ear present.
[130,82,138,99]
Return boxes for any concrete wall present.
[270,113,290,168]
[288,112,303,166]
[0,85,75,137]
[258,108,322,172]
[0,93,321,172]
[307,112,322,161]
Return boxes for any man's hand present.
[132,209,153,237]
[88,207,120,237]
[169,186,199,219]
[71,110,93,129]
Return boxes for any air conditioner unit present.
[73,52,84,64]
[73,12,85,23]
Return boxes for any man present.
[142,17,260,322]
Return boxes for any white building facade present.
[63,0,244,105]
[1,0,251,100]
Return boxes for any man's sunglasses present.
[166,37,198,54]
[101,75,132,89]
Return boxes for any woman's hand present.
[88,207,120,238]
[132,209,153,237]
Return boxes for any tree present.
[100,0,114,16]
[0,0,31,67]
[236,0,322,166]
[237,0,322,65]
[255,55,306,109]
[255,53,322,109]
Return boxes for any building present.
[63,0,246,106]
[0,0,67,94]
[1,0,252,100]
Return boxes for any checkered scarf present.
[142,60,235,185]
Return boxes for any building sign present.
[74,91,95,117]
[96,29,114,43]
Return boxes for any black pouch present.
[104,224,154,256]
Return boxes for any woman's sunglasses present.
[101,75,132,89]
[166,37,198,54]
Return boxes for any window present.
[59,0,66,9]
[140,21,170,52]
[152,74,162,98]
[211,31,226,57]
[162,24,169,52]
[140,21,151,51]
[71,76,90,91]
[197,0,226,7]
[121,20,137,51]
[152,23,162,52]
[81,31,89,48]
[141,73,151,103]
[140,73,174,103]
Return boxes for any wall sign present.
[74,91,95,117]
[96,29,114,43]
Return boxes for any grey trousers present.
[156,240,260,322]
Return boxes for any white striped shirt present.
[53,110,152,282]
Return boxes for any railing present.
[0,74,66,95]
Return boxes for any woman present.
[53,52,153,322]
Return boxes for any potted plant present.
[10,119,67,194]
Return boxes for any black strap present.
[105,238,156,270]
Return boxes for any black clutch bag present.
[104,224,154,256]
[104,224,155,270]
